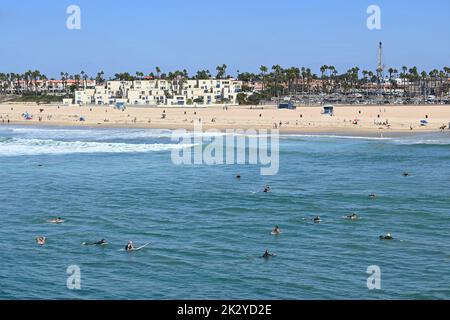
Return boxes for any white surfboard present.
[120,243,150,252]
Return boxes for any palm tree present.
[401,66,408,94]
[320,65,328,93]
[216,64,227,79]
[260,65,268,92]
[328,66,337,91]
[135,71,144,80]
[80,70,86,89]
[156,67,161,78]
[96,71,105,85]
[195,70,211,80]
[82,71,89,89]
[74,73,81,90]
[285,67,297,95]
[31,70,41,92]
[60,72,66,93]
[388,68,394,81]
[271,65,284,97]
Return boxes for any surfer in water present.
[262,250,275,258]
[84,239,107,246]
[48,217,64,224]
[314,216,322,223]
[125,241,135,251]
[271,225,281,235]
[346,213,359,220]
[402,172,411,177]
[379,233,394,240]
[369,193,377,199]
[36,236,46,246]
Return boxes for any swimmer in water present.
[379,233,394,240]
[263,185,271,193]
[262,250,275,258]
[48,217,65,224]
[402,172,411,177]
[36,236,46,246]
[125,241,135,251]
[271,225,281,235]
[236,174,241,179]
[314,216,322,223]
[369,193,377,199]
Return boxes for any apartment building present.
[74,79,242,106]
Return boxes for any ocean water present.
[0,125,449,300]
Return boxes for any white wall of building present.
[75,79,242,106]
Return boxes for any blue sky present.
[1,0,449,78]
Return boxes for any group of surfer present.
[35,218,141,251]
[35,170,404,254]
[35,217,65,245]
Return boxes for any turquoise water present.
[0,125,449,300]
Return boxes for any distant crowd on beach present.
[1,104,450,134]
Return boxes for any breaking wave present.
[0,137,196,156]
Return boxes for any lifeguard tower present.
[322,105,334,115]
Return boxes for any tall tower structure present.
[377,41,384,83]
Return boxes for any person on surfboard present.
[262,250,275,258]
[125,241,135,251]
[346,213,359,220]
[84,239,107,246]
[380,233,394,240]
[271,226,281,235]
[48,217,65,224]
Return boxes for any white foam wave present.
[392,139,450,145]
[279,134,391,141]
[0,138,196,156]
[2,127,233,141]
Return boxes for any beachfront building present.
[74,89,95,105]
[74,79,242,106]
[1,79,96,94]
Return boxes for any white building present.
[75,89,95,105]
[74,78,242,106]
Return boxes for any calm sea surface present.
[0,125,449,299]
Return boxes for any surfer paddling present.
[48,217,65,224]
[262,250,275,259]
[271,225,281,235]
[379,233,394,240]
[302,216,322,223]
[83,239,107,246]
[345,213,359,220]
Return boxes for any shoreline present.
[1,103,450,137]
[0,121,442,138]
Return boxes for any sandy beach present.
[1,103,449,135]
